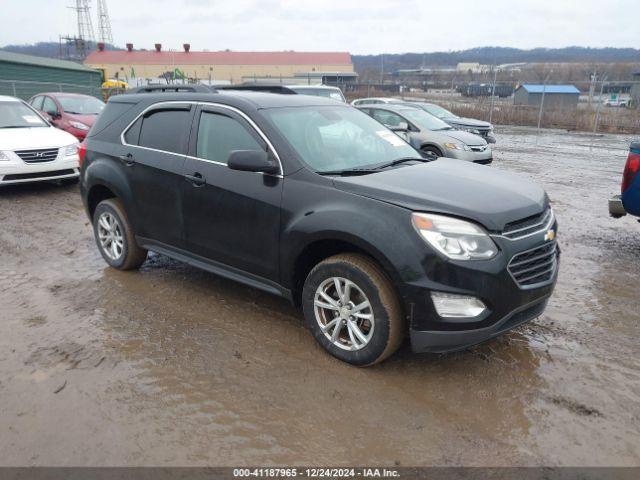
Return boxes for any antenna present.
[96,0,114,45]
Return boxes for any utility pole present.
[380,54,384,86]
[97,0,114,45]
[68,0,95,59]
[536,70,552,141]
[489,65,498,124]
[594,75,607,134]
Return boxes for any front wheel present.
[421,145,442,158]
[93,198,147,270]
[302,254,404,366]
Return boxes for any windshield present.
[421,103,457,119]
[397,107,452,131]
[0,101,48,128]
[57,96,105,115]
[289,87,346,103]
[265,106,419,173]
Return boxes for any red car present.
[28,92,105,140]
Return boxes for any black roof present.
[110,90,342,110]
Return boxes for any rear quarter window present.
[88,101,137,138]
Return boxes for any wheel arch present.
[84,159,135,222]
[288,233,403,308]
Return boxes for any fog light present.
[430,292,486,318]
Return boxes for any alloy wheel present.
[97,212,124,261]
[313,277,375,351]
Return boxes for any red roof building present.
[84,46,354,84]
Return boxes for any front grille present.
[503,207,553,240]
[2,169,75,181]
[15,148,59,163]
[508,241,558,288]
[470,145,488,152]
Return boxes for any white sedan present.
[0,95,80,185]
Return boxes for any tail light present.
[621,150,640,194]
[77,142,87,169]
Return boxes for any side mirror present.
[227,150,279,174]
[47,110,60,119]
[389,121,409,132]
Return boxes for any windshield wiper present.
[318,157,431,176]
[371,156,433,170]
[317,167,378,176]
[0,125,30,129]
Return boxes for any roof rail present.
[126,84,216,94]
[217,84,298,95]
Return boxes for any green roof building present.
[0,50,103,100]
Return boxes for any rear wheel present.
[93,198,147,270]
[302,254,404,366]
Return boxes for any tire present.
[302,253,404,366]
[421,145,443,157]
[93,198,147,270]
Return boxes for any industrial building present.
[0,50,103,100]
[514,84,581,109]
[84,44,356,85]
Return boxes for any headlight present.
[69,121,89,131]
[443,142,471,151]
[0,151,10,161]
[464,128,481,135]
[411,213,498,260]
[64,143,80,156]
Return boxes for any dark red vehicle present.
[28,92,105,141]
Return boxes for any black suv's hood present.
[333,159,547,231]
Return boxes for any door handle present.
[119,153,135,166]
[184,172,206,187]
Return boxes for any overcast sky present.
[2,0,637,54]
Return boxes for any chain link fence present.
[0,79,103,102]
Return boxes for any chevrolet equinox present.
[80,91,559,366]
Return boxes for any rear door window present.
[196,111,264,164]
[137,107,192,154]
[371,109,405,127]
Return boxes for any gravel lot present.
[0,126,639,467]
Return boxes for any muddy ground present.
[0,126,639,467]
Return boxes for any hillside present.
[353,46,640,71]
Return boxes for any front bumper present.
[609,195,626,218]
[446,147,493,163]
[0,154,80,185]
[399,220,559,353]
[411,295,550,353]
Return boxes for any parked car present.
[357,104,492,164]
[409,102,496,144]
[351,97,406,106]
[609,140,640,219]
[80,90,558,366]
[0,95,80,185]
[603,98,629,108]
[29,92,105,141]
[287,85,346,102]
[219,84,347,102]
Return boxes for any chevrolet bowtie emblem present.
[544,229,556,241]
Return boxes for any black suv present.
[80,91,559,366]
